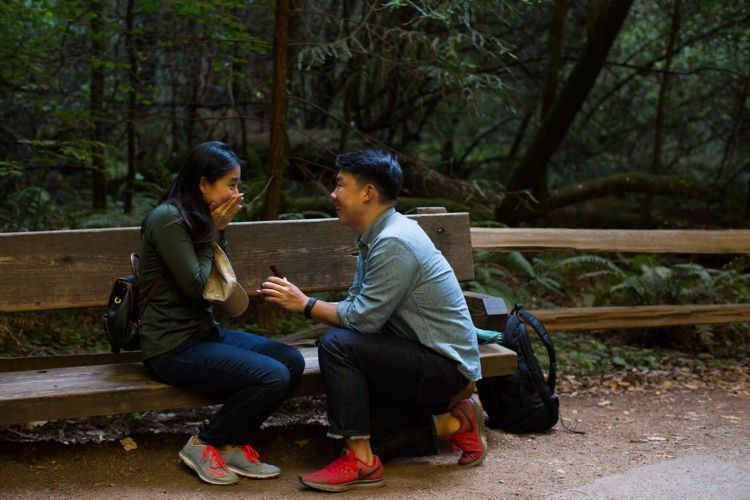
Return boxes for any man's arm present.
[257,277,341,327]
[257,238,418,332]
[336,238,418,333]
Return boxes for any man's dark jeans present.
[144,326,304,447]
[318,327,469,460]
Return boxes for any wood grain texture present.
[0,213,473,312]
[471,228,750,254]
[0,344,516,425]
[529,304,750,332]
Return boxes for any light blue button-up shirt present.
[336,208,482,381]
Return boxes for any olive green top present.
[137,203,227,360]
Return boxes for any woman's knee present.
[284,347,305,383]
[262,362,293,396]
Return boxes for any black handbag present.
[102,253,164,353]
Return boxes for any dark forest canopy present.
[1,0,748,231]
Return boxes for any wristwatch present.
[304,297,318,318]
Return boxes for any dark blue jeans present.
[143,326,305,447]
[318,328,469,460]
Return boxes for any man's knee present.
[318,327,357,357]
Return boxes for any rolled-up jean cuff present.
[326,431,371,440]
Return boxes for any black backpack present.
[102,253,164,353]
[477,304,559,433]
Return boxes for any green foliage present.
[469,249,750,353]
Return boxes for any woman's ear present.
[199,176,208,194]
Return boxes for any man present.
[259,150,485,492]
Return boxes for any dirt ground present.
[0,382,748,499]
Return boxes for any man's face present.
[330,170,368,229]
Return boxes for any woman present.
[138,141,305,485]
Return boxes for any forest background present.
[1,0,748,370]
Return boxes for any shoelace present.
[241,444,261,463]
[201,445,229,470]
[324,451,358,474]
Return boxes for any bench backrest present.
[0,212,473,313]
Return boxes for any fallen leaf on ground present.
[646,436,668,442]
[720,415,740,421]
[597,400,611,407]
[120,437,137,451]
[293,439,309,447]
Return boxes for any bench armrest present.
[463,291,508,332]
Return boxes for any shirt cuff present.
[336,299,353,330]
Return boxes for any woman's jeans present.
[143,326,305,447]
[318,327,470,460]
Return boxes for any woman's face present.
[200,166,241,207]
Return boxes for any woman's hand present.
[209,193,244,231]
[258,276,308,314]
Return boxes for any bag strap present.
[516,306,557,392]
[131,252,166,319]
[130,253,140,283]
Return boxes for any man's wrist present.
[304,297,318,318]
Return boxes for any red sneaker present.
[441,397,488,466]
[299,448,385,492]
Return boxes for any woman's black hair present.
[144,141,241,243]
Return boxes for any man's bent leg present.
[317,327,469,459]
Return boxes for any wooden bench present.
[0,210,516,425]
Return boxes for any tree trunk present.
[263,0,290,220]
[541,0,566,119]
[90,0,107,209]
[536,0,567,200]
[502,0,634,217]
[641,0,682,223]
[543,173,721,215]
[124,0,137,214]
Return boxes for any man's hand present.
[209,193,244,231]
[258,276,308,314]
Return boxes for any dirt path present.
[0,386,748,498]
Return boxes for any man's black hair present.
[335,150,403,202]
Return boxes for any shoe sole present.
[299,477,385,492]
[226,465,280,479]
[179,451,239,485]
[460,398,488,467]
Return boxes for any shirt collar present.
[357,207,396,249]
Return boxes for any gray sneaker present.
[220,444,281,479]
[178,436,239,485]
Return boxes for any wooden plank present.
[463,291,508,331]
[529,304,750,332]
[471,228,750,254]
[0,352,141,372]
[0,213,473,313]
[0,345,515,425]
[479,343,517,378]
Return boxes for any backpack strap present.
[131,252,166,319]
[518,309,557,392]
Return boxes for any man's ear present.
[363,183,377,203]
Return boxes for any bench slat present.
[0,213,474,313]
[0,345,515,425]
